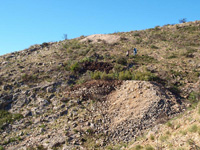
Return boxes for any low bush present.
[133,71,156,81]
[113,64,124,72]
[135,145,143,150]
[80,57,94,63]
[150,45,159,49]
[188,124,198,133]
[0,110,23,130]
[131,55,157,64]
[21,73,38,82]
[188,91,200,107]
[91,71,101,80]
[91,71,115,80]
[0,146,4,150]
[119,70,132,80]
[145,145,155,150]
[100,72,114,80]
[116,56,127,65]
[150,134,155,141]
[70,62,81,73]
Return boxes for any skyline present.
[0,0,200,56]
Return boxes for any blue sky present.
[0,0,200,56]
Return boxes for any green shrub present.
[145,145,155,150]
[136,38,142,44]
[70,62,81,73]
[100,72,114,80]
[188,124,198,133]
[188,91,200,107]
[80,57,94,63]
[113,64,124,72]
[150,134,155,141]
[160,135,169,142]
[86,128,94,135]
[119,70,132,80]
[41,42,49,48]
[134,33,140,36]
[150,45,159,49]
[0,110,23,130]
[168,85,181,95]
[0,146,4,150]
[135,145,143,150]
[166,121,173,128]
[21,73,38,82]
[91,71,101,79]
[132,55,157,64]
[198,107,200,115]
[116,56,127,65]
[133,71,156,81]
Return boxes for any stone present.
[60,109,68,116]
[22,110,32,117]
[46,86,55,93]
[2,84,13,90]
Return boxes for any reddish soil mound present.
[70,80,122,101]
[81,61,113,73]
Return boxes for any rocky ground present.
[0,80,185,150]
[0,21,200,149]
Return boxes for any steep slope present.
[0,21,199,149]
[123,103,200,150]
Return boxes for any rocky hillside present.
[0,21,200,150]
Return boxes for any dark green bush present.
[113,64,124,72]
[150,45,159,49]
[91,71,101,80]
[0,146,4,150]
[21,73,38,82]
[119,71,132,80]
[188,91,200,107]
[0,110,23,130]
[132,55,157,64]
[135,145,143,150]
[134,33,140,36]
[41,42,49,48]
[116,56,127,65]
[133,71,156,81]
[70,62,81,73]
[100,72,114,80]
[80,57,94,63]
[91,71,115,80]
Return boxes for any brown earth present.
[80,61,113,73]
[70,80,122,100]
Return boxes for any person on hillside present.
[133,48,137,56]
[126,50,130,57]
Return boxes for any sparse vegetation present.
[0,110,23,130]
[135,145,143,150]
[70,62,81,73]
[116,56,127,65]
[0,20,200,149]
[145,145,155,150]
[188,124,198,133]
[150,45,159,49]
[188,91,200,108]
[0,146,4,150]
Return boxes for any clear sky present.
[0,0,200,56]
